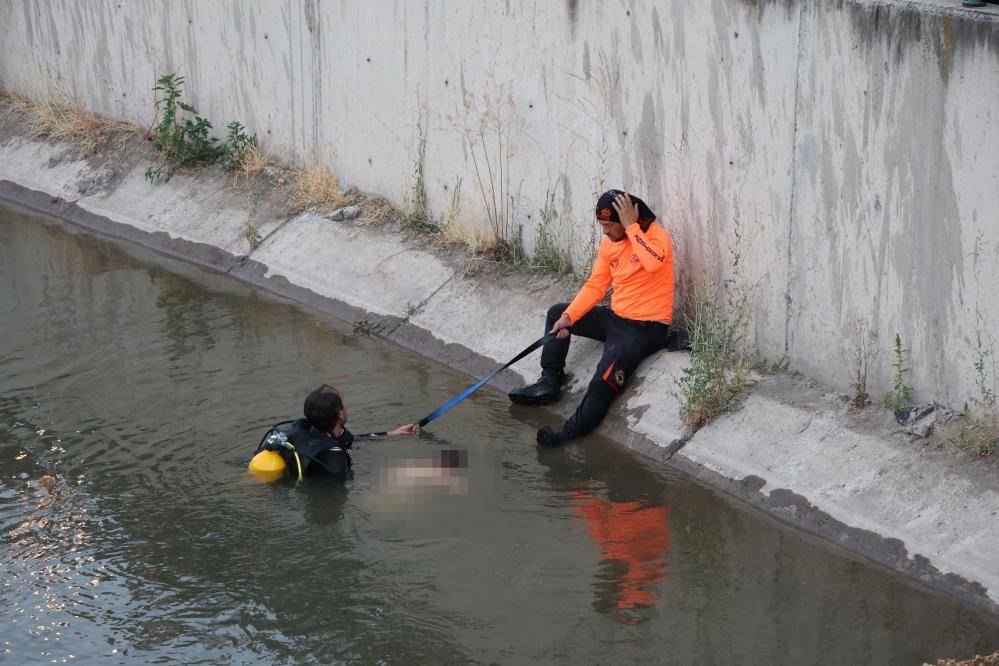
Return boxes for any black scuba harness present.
[255,420,387,479]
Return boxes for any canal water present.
[1,201,997,665]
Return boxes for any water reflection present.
[153,276,217,361]
[297,481,350,526]
[537,443,670,624]
[574,493,669,617]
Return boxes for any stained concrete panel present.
[249,212,455,319]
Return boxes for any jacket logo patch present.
[630,254,640,263]
[614,370,625,386]
[635,235,665,262]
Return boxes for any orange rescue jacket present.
[564,222,675,324]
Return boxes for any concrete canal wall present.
[1,0,998,615]
[1,0,998,407]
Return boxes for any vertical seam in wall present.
[784,2,808,362]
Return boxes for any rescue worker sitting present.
[509,190,674,447]
[254,384,417,481]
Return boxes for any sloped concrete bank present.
[2,133,998,617]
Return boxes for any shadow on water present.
[1,201,998,664]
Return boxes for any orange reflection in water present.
[572,489,670,614]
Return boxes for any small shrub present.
[942,326,998,456]
[146,73,257,182]
[218,120,258,172]
[883,333,913,412]
[972,329,996,411]
[147,73,220,181]
[943,406,998,457]
[677,290,751,429]
[399,122,439,236]
[245,224,263,250]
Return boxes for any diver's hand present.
[389,423,419,436]
[549,313,572,341]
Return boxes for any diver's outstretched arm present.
[356,423,419,439]
[387,423,419,436]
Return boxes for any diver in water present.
[250,384,418,482]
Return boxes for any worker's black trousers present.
[541,303,669,439]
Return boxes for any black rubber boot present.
[536,425,570,448]
[508,370,564,406]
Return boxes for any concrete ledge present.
[1,134,997,617]
[687,383,999,606]
[249,212,456,319]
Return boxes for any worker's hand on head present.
[612,192,639,228]
[389,423,419,436]
[549,313,572,340]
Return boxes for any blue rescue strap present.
[418,333,555,427]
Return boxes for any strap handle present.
[417,333,555,427]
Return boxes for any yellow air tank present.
[249,450,286,483]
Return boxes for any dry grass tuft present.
[289,162,359,214]
[235,143,273,179]
[228,142,286,188]
[437,215,503,254]
[357,196,399,226]
[941,408,999,457]
[924,651,999,666]
[0,88,139,156]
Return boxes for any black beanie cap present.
[595,189,656,227]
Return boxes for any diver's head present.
[304,384,347,435]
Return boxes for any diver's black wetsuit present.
[542,303,669,439]
[278,419,355,476]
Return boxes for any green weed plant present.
[944,329,998,456]
[883,333,913,412]
[400,123,439,235]
[145,73,256,182]
[244,224,263,250]
[677,289,751,430]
